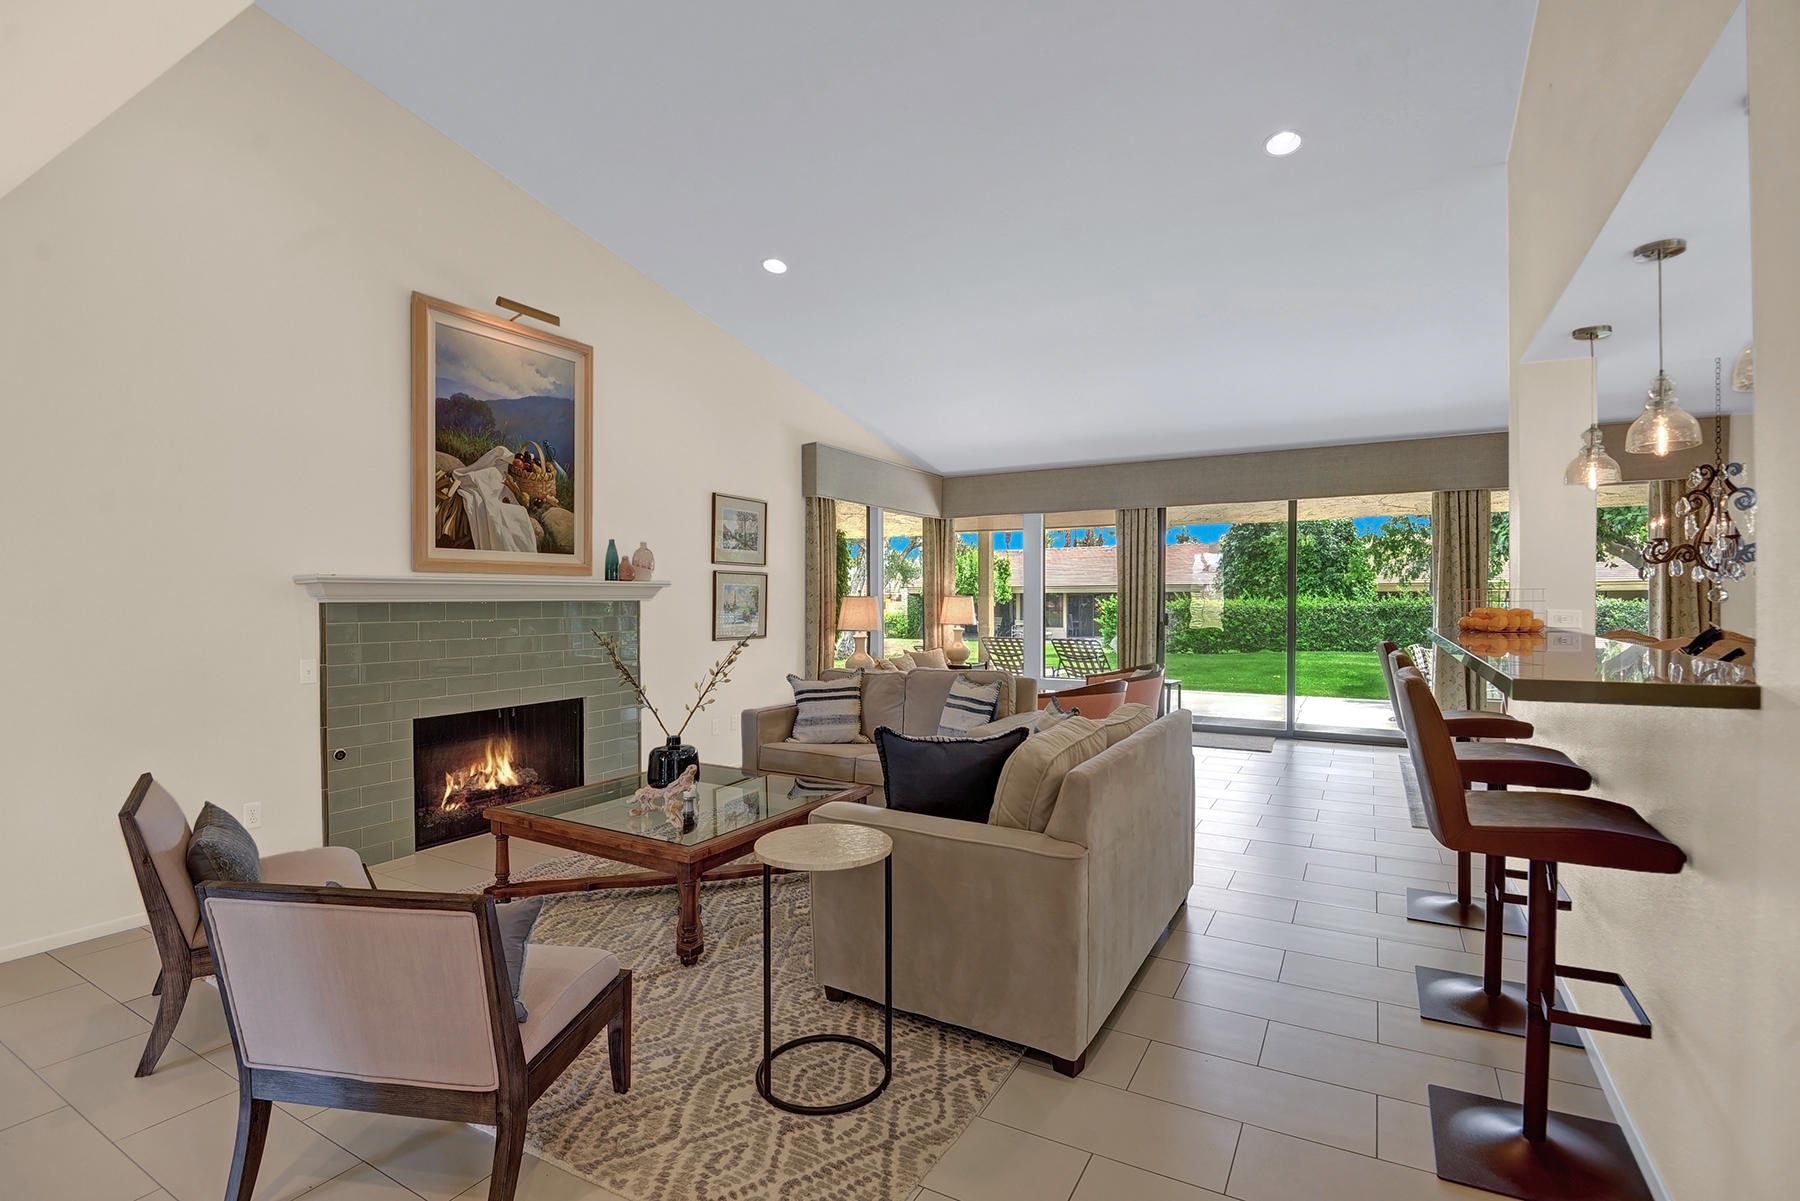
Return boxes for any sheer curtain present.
[803,497,838,678]
[920,517,956,651]
[1430,489,1492,710]
[1115,507,1166,668]
[1647,479,1721,639]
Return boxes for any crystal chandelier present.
[1563,325,1622,489]
[1625,238,1704,457]
[1641,358,1756,602]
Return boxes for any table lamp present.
[939,595,977,665]
[837,595,881,669]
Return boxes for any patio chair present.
[198,881,630,1201]
[1036,678,1128,718]
[1086,663,1165,708]
[1051,638,1113,678]
[986,636,1026,673]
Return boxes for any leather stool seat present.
[1454,744,1591,792]
[1464,791,1685,874]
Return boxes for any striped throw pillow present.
[787,674,864,744]
[937,676,1004,737]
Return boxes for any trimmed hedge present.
[1595,596,1649,635]
[1167,596,1432,655]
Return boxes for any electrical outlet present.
[242,802,263,829]
[711,716,726,737]
[299,658,317,684]
[1548,609,1581,630]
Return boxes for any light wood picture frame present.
[711,492,768,566]
[413,292,593,574]
[713,571,768,641]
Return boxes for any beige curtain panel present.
[920,517,957,652]
[1430,489,1492,711]
[1647,479,1721,640]
[804,497,839,679]
[1115,507,1165,669]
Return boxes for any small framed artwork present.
[713,571,768,641]
[413,293,593,574]
[711,492,768,565]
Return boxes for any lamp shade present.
[939,595,976,626]
[836,595,881,632]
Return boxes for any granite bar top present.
[1430,629,1760,709]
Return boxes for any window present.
[1165,500,1288,730]
[880,511,925,657]
[1043,513,1116,677]
[834,502,870,667]
[952,517,1022,666]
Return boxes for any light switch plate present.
[242,802,263,829]
[711,716,725,737]
[299,658,317,684]
[1549,610,1581,630]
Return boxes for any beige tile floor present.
[0,743,1612,1201]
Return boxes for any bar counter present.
[1430,629,1760,709]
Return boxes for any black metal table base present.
[758,859,892,1115]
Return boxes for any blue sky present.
[925,516,1412,554]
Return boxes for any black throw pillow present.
[874,726,1029,823]
[494,897,545,1022]
[185,802,262,884]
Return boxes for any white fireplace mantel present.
[294,573,671,603]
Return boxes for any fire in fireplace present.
[412,699,583,849]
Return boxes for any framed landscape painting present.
[712,492,767,565]
[412,293,593,574]
[713,571,768,641]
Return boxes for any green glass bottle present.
[604,539,620,581]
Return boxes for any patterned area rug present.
[492,854,1020,1201]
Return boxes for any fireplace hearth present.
[412,699,583,849]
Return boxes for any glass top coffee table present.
[485,765,872,965]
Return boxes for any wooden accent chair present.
[119,772,373,1076]
[198,882,631,1201]
[1035,677,1128,718]
[1086,663,1165,708]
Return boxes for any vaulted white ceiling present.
[260,1,1535,473]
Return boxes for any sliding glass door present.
[1165,500,1289,731]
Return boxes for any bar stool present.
[1378,644,1580,937]
[1386,649,1590,1044]
[1395,667,1683,1201]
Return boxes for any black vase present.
[647,736,700,788]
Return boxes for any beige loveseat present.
[740,668,1038,802]
[807,709,1196,1074]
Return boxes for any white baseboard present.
[1,911,148,963]
[1571,1012,1673,1201]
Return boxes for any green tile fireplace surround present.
[314,593,651,864]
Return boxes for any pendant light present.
[1564,325,1622,489]
[1642,357,1757,602]
[1625,238,1703,456]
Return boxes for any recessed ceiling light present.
[762,258,788,274]
[1264,130,1303,157]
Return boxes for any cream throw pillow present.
[989,716,1106,833]
[1095,702,1156,748]
[911,646,950,670]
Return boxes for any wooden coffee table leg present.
[676,864,703,966]
[493,833,511,888]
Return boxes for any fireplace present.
[412,699,584,850]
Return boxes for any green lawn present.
[838,643,1385,702]
[1166,651,1386,699]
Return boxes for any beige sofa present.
[807,709,1196,1074]
[741,668,1038,802]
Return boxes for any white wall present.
[1505,3,1798,1198]
[0,9,902,958]
[1507,357,1598,627]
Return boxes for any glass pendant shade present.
[1564,425,1623,489]
[1624,372,1704,456]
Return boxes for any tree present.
[1364,516,1432,587]
[1216,520,1375,601]
[884,544,920,598]
[1486,505,1647,583]
[954,541,1012,603]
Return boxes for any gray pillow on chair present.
[495,898,545,1022]
[185,803,262,884]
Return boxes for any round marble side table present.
[753,823,893,1114]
